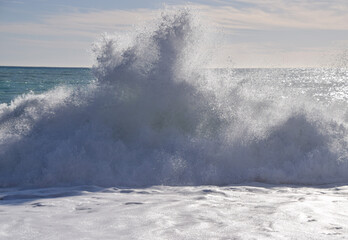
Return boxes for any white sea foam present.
[1,184,348,239]
[0,9,347,187]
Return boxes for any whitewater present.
[0,8,348,239]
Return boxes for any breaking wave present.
[0,9,347,187]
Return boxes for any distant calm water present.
[1,66,348,105]
[0,66,94,103]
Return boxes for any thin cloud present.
[0,8,157,38]
[1,1,348,67]
[2,1,348,38]
[195,1,348,31]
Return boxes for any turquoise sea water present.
[1,66,348,105]
[0,66,94,104]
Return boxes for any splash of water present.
[0,9,347,187]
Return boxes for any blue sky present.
[1,0,348,67]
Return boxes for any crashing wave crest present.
[0,9,347,187]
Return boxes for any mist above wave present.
[0,8,347,187]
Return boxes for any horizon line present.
[0,65,91,69]
[1,65,347,69]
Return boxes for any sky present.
[0,0,348,68]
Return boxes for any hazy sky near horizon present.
[1,0,348,68]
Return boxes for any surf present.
[0,8,347,188]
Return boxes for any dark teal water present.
[0,66,94,104]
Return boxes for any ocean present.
[0,8,347,239]
[1,67,347,105]
[0,66,94,104]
